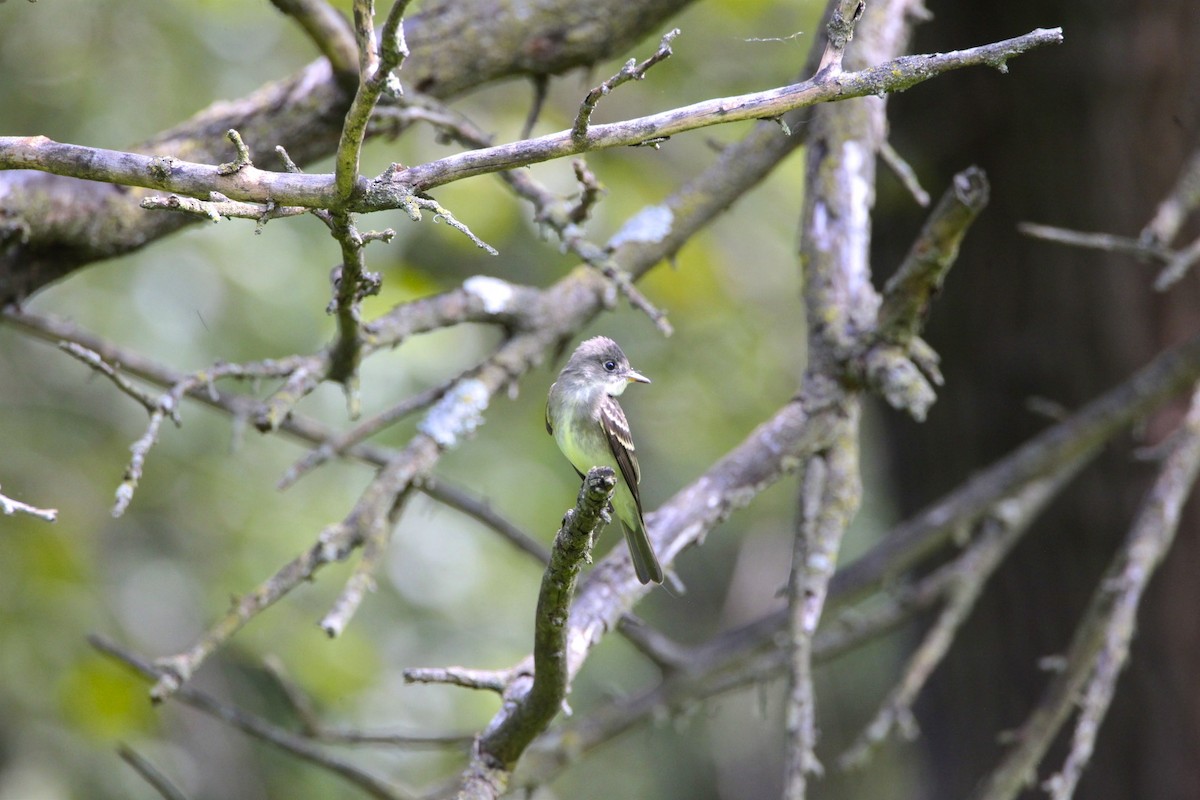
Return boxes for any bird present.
[545,336,664,584]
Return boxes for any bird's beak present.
[626,369,651,384]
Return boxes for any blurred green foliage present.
[0,0,913,798]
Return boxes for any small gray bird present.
[545,336,664,584]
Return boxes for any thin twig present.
[0,485,58,522]
[278,380,451,488]
[1154,234,1200,291]
[91,636,413,800]
[59,342,161,413]
[140,192,308,224]
[117,745,189,800]
[1141,146,1200,246]
[572,29,680,139]
[416,476,550,565]
[321,488,412,637]
[402,666,512,692]
[270,0,359,84]
[521,74,549,140]
[396,194,498,254]
[880,140,930,206]
[1018,222,1172,263]
[815,0,866,73]
[267,652,472,747]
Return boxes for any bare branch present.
[90,636,413,800]
[117,744,189,800]
[1019,222,1171,263]
[392,27,1062,193]
[815,0,867,73]
[832,330,1200,607]
[879,166,990,345]
[58,341,160,413]
[140,193,308,224]
[321,488,412,637]
[838,463,1083,769]
[278,380,450,488]
[416,476,551,565]
[460,467,615,798]
[337,0,411,202]
[784,457,830,796]
[403,666,512,692]
[1153,234,1200,291]
[864,167,989,420]
[270,0,359,84]
[880,140,931,206]
[975,384,1200,800]
[0,29,1064,212]
[1141,146,1200,246]
[0,484,58,522]
[572,29,680,139]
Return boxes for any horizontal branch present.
[0,28,1062,211]
[389,28,1062,192]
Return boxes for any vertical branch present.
[327,0,412,393]
[783,1,921,796]
[458,468,615,799]
[784,418,863,800]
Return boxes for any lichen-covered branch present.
[878,166,990,345]
[0,28,1062,236]
[456,468,615,799]
[0,0,696,301]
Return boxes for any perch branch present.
[458,468,615,798]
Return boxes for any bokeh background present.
[2,1,1198,799]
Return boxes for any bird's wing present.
[599,395,643,514]
[545,384,555,436]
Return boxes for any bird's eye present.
[603,360,617,372]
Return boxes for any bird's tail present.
[623,519,664,585]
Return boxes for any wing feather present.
[599,395,643,515]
